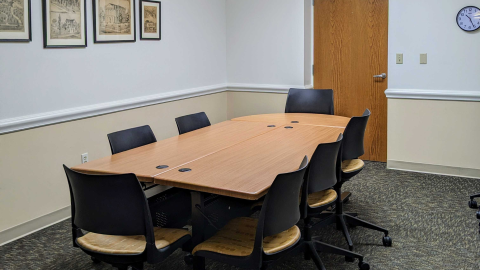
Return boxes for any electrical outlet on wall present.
[396,53,403,64]
[81,153,88,164]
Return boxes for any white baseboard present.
[0,206,71,246]
[387,160,480,179]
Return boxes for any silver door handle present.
[373,73,387,79]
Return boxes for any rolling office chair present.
[302,134,370,270]
[314,109,392,255]
[107,125,157,155]
[63,166,191,270]
[285,88,334,115]
[107,125,192,230]
[192,156,370,270]
[175,112,211,135]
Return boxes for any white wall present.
[0,0,227,121]
[387,0,480,177]
[389,0,480,91]
[226,0,308,86]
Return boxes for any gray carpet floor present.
[1,162,480,270]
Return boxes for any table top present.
[72,121,277,182]
[154,124,344,200]
[231,113,351,128]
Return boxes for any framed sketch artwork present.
[0,0,32,42]
[140,0,160,40]
[93,0,136,43]
[42,0,87,48]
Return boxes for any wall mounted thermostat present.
[457,6,480,32]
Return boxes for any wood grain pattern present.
[154,125,344,200]
[72,121,278,182]
[231,113,351,128]
[314,0,388,162]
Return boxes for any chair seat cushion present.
[308,189,337,208]
[192,217,300,256]
[77,227,190,255]
[342,159,364,173]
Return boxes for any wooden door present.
[314,0,388,162]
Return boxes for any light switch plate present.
[396,54,403,64]
[420,53,427,64]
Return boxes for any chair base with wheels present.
[468,193,480,209]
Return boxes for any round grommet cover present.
[179,168,192,172]
[267,125,276,127]
[156,165,169,169]
[285,126,294,129]
[291,121,299,123]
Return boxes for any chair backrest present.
[342,109,370,160]
[63,166,153,237]
[175,112,211,135]
[285,89,334,115]
[107,125,157,154]
[306,134,343,195]
[257,156,308,238]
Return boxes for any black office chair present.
[63,166,191,270]
[302,134,370,269]
[175,112,211,135]
[192,156,369,270]
[107,125,157,154]
[314,109,392,254]
[285,88,334,115]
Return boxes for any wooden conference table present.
[72,113,351,269]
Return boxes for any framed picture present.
[0,0,32,42]
[140,0,160,40]
[42,0,87,48]
[93,0,136,43]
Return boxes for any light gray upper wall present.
[388,0,480,91]
[0,0,227,121]
[226,0,306,86]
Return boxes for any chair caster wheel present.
[184,254,194,266]
[382,236,392,247]
[469,200,478,209]
[359,261,370,270]
[476,211,480,219]
[91,256,101,263]
[345,256,355,262]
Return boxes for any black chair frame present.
[301,135,369,269]
[193,156,369,270]
[175,112,211,135]
[312,109,392,255]
[285,88,335,115]
[64,166,191,270]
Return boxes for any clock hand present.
[466,15,475,27]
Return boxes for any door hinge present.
[312,65,314,76]
[312,0,315,6]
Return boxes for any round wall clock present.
[457,6,480,32]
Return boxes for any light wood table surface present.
[72,121,278,182]
[154,124,344,200]
[231,113,351,128]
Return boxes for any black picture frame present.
[0,0,32,42]
[140,0,161,40]
[93,0,136,43]
[456,6,480,32]
[42,0,88,48]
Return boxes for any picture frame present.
[0,0,32,42]
[140,0,160,40]
[93,0,136,43]
[42,0,87,48]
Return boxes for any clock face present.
[457,6,480,32]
